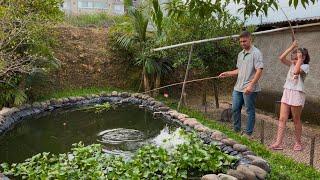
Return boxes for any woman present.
[269,40,310,151]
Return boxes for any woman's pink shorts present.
[281,88,306,107]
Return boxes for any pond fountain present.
[0,104,177,163]
[0,92,271,179]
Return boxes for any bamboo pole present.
[178,44,193,110]
[153,22,320,52]
[142,75,220,94]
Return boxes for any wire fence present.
[174,84,320,170]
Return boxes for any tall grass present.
[64,13,129,27]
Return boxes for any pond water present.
[0,105,174,163]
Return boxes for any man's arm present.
[218,69,239,78]
[244,68,263,95]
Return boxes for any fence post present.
[260,120,265,144]
[213,79,219,109]
[309,136,316,167]
[202,81,207,113]
[178,44,193,110]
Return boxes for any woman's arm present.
[279,40,298,66]
[294,52,304,75]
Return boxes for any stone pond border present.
[0,91,270,180]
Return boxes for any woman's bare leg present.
[291,105,303,150]
[270,103,290,148]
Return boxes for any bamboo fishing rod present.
[142,75,221,94]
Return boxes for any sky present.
[226,1,320,25]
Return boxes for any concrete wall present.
[254,25,320,103]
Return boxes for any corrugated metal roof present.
[258,16,320,27]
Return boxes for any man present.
[219,31,263,136]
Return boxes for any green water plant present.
[1,130,237,179]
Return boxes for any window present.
[78,1,93,8]
[94,2,107,9]
[113,4,124,14]
[78,1,107,9]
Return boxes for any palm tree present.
[114,1,171,96]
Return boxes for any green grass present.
[36,86,123,101]
[64,13,129,27]
[34,87,320,179]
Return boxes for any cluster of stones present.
[0,91,271,180]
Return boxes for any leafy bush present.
[1,130,237,179]
[0,0,63,107]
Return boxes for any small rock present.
[178,117,188,122]
[201,174,220,180]
[0,107,18,117]
[227,169,246,180]
[32,102,42,108]
[153,112,163,117]
[222,146,234,154]
[242,151,256,156]
[237,157,251,165]
[99,91,108,97]
[158,106,170,112]
[233,144,248,152]
[148,101,156,106]
[211,131,226,141]
[92,94,100,98]
[141,95,150,100]
[246,155,266,162]
[174,113,188,119]
[131,93,139,98]
[218,173,237,180]
[195,124,209,132]
[236,165,256,180]
[147,97,155,102]
[221,138,238,146]
[230,151,239,156]
[183,118,199,127]
[111,91,118,96]
[120,92,129,97]
[251,159,271,173]
[248,165,267,180]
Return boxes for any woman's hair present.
[298,47,310,64]
[292,48,310,64]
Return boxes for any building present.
[61,0,139,15]
[252,17,320,122]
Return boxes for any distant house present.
[61,0,139,15]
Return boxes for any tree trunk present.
[143,68,150,95]
[153,73,161,97]
[213,79,219,108]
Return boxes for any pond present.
[0,104,174,163]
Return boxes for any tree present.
[0,0,63,106]
[166,0,318,19]
[110,2,172,96]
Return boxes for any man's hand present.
[218,72,229,78]
[244,83,254,95]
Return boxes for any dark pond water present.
[0,105,172,163]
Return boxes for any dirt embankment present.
[30,25,140,98]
